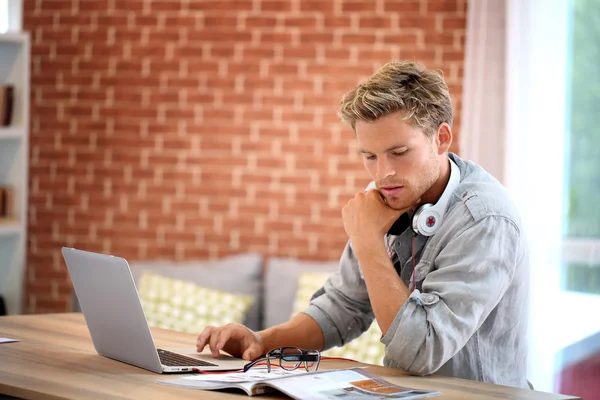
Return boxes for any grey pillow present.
[263,257,339,329]
[73,253,263,331]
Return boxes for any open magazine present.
[157,367,440,399]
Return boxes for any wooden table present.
[0,313,579,399]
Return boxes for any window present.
[0,0,22,33]
[562,0,600,295]
[504,0,600,394]
[0,0,8,34]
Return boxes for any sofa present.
[71,253,340,331]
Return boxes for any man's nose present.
[376,157,395,181]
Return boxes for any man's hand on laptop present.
[196,323,265,361]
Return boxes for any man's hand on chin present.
[342,189,408,249]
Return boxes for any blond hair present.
[338,61,453,136]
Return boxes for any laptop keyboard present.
[157,349,218,367]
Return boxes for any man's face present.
[355,112,441,211]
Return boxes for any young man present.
[196,61,530,388]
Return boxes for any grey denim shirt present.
[303,153,530,388]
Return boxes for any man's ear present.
[435,123,453,154]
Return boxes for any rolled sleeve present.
[301,241,375,350]
[382,216,520,375]
[301,306,344,349]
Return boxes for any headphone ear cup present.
[412,204,429,235]
[412,203,442,237]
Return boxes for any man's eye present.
[392,151,406,157]
[365,155,376,161]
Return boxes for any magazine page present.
[266,368,440,400]
[157,368,310,394]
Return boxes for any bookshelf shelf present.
[0,126,24,139]
[0,31,29,315]
[0,32,28,44]
[0,218,21,236]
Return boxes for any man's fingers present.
[242,342,263,361]
[196,326,215,352]
[208,327,223,358]
[214,326,234,351]
[365,188,387,204]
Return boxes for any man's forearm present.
[353,238,411,335]
[258,313,325,353]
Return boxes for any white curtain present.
[505,0,569,393]
[459,0,507,183]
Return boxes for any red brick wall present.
[23,0,467,313]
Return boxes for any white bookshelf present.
[0,31,29,315]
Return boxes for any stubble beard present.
[383,151,440,211]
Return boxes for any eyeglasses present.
[243,346,321,373]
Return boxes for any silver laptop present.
[61,247,249,373]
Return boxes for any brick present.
[401,49,437,63]
[399,15,436,30]
[205,77,239,90]
[323,47,352,60]
[261,94,295,106]
[203,15,239,29]
[260,0,293,11]
[222,93,255,104]
[340,33,378,45]
[424,32,455,46]
[164,15,198,27]
[306,64,374,76]
[150,1,184,12]
[133,15,160,27]
[323,16,353,29]
[194,31,253,43]
[382,31,420,45]
[186,61,220,73]
[299,0,334,12]
[186,92,216,103]
[96,15,129,27]
[39,0,72,11]
[357,48,396,61]
[260,32,294,44]
[242,46,276,59]
[245,16,278,28]
[148,30,181,43]
[129,45,168,58]
[299,32,335,44]
[243,109,275,121]
[358,16,394,29]
[268,62,300,75]
[427,0,461,13]
[383,0,421,13]
[189,0,253,11]
[283,16,319,29]
[441,15,466,30]
[227,61,262,74]
[341,1,377,13]
[209,45,236,58]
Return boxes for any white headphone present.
[411,159,460,236]
[365,159,460,237]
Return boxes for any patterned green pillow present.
[137,272,254,334]
[291,272,386,365]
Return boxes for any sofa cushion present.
[128,253,263,331]
[291,271,385,365]
[137,272,253,334]
[263,257,339,329]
